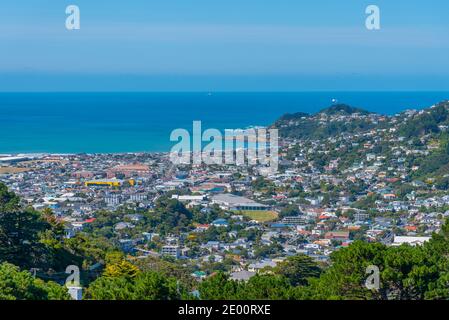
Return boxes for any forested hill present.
[273,101,449,140]
[272,104,380,140]
[272,100,449,179]
[397,101,449,138]
[318,104,372,116]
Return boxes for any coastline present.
[0,92,448,154]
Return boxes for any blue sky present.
[1,0,449,91]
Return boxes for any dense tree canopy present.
[272,254,322,286]
[86,259,188,300]
[0,262,70,300]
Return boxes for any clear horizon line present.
[1,90,449,93]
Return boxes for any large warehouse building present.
[212,194,269,211]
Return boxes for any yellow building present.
[84,179,135,188]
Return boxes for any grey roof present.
[212,194,267,207]
[230,270,256,281]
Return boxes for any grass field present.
[237,210,279,222]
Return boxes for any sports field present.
[238,210,278,222]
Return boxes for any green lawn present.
[236,210,279,222]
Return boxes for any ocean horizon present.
[1,91,448,154]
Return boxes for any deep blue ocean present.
[0,92,448,153]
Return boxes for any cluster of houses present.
[1,105,449,282]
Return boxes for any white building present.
[67,286,83,300]
[171,195,207,202]
[212,194,268,211]
[392,236,431,247]
[161,245,181,259]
